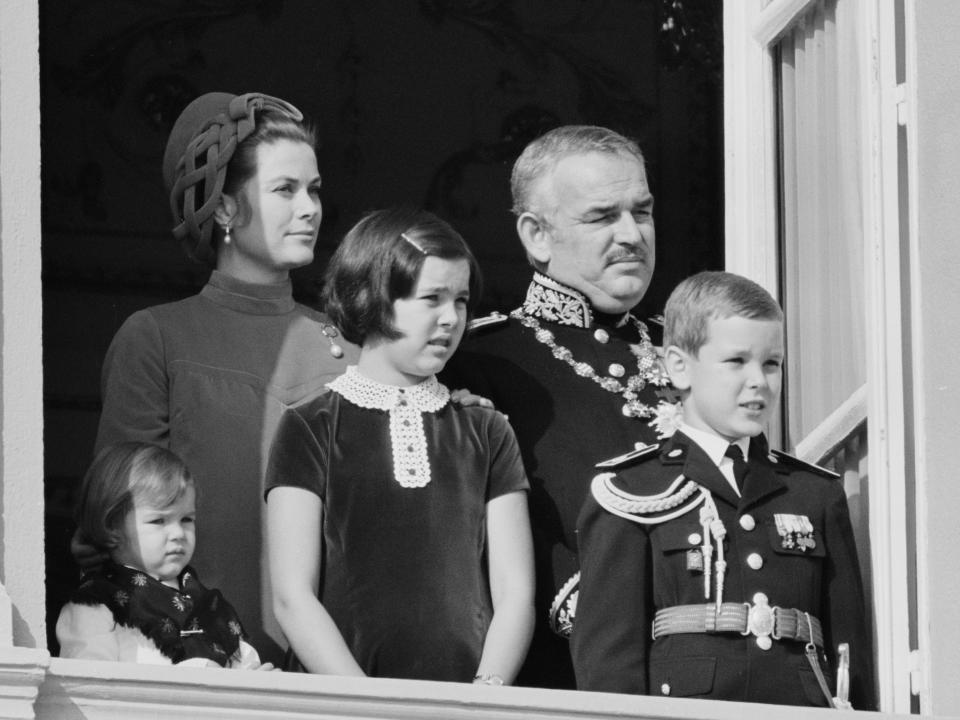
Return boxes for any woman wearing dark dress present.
[266,208,535,683]
[89,92,357,664]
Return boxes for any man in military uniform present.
[441,125,674,689]
[571,271,876,708]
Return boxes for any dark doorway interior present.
[41,0,722,653]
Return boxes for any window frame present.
[0,0,922,714]
[723,0,913,712]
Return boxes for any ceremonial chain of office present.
[511,273,670,419]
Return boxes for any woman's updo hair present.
[323,207,482,347]
[162,92,315,264]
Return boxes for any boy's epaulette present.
[467,311,509,333]
[595,442,660,469]
[768,449,840,479]
[590,471,705,525]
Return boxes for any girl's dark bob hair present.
[76,442,194,551]
[323,207,482,346]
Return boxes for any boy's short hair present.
[664,271,784,355]
[76,442,194,551]
[323,207,482,346]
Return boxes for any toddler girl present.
[266,207,535,683]
[57,441,268,669]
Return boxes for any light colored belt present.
[652,592,823,650]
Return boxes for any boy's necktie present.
[725,444,748,492]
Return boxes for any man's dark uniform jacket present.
[441,272,674,689]
[571,430,877,709]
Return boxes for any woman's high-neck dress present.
[96,270,358,663]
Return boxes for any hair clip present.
[401,232,428,255]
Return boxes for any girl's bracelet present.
[473,673,504,686]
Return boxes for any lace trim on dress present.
[328,366,450,488]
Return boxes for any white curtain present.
[778,0,866,448]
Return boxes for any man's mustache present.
[606,250,646,264]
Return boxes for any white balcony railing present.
[35,656,902,720]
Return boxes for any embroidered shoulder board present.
[467,311,509,333]
[548,572,579,639]
[590,472,706,525]
[595,442,660,469]
[768,449,840,479]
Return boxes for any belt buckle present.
[743,592,775,650]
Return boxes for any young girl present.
[57,442,268,669]
[266,208,535,684]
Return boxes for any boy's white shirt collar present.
[678,422,750,497]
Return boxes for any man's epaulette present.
[595,442,660,469]
[467,311,509,333]
[768,449,840,479]
[548,571,579,639]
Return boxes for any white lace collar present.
[327,366,450,488]
[328,366,449,411]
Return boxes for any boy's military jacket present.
[571,431,876,709]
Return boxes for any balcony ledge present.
[32,656,894,720]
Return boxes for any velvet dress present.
[95,270,358,663]
[264,368,529,681]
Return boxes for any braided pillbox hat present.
[163,92,304,263]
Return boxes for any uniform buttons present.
[739,514,756,531]
[608,363,626,378]
[660,683,671,696]
[767,453,779,463]
[688,533,702,545]
[593,328,610,344]
[668,449,683,458]
[746,553,764,570]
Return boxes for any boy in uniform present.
[571,271,876,708]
